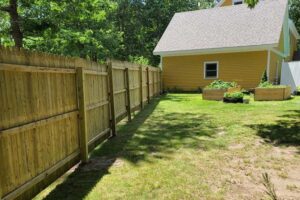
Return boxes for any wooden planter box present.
[203,89,227,101]
[254,86,291,101]
[203,86,241,101]
[227,85,242,93]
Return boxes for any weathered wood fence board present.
[0,48,162,200]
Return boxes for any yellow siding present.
[162,51,268,90]
[220,0,232,6]
[290,33,298,60]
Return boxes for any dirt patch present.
[228,143,245,150]
[217,127,226,136]
[81,157,124,172]
[222,144,300,199]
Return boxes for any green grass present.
[34,94,300,200]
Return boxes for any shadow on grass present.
[160,93,201,102]
[248,110,300,147]
[42,95,219,200]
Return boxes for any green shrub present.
[261,70,268,83]
[297,86,300,92]
[205,80,237,89]
[258,82,287,88]
[128,55,150,65]
[224,92,244,99]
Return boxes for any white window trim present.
[204,61,219,80]
[232,0,243,5]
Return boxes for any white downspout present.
[267,50,271,81]
[159,56,163,70]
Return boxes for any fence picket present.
[139,65,143,109]
[125,68,132,121]
[107,61,117,137]
[0,47,161,200]
[146,67,150,104]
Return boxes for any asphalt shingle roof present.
[153,0,288,55]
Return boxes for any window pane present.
[206,63,217,71]
[206,71,217,77]
[234,1,243,5]
[233,0,243,5]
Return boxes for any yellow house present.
[153,0,299,90]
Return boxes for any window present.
[204,62,218,79]
[233,0,243,5]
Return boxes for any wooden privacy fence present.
[0,48,162,200]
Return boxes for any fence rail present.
[0,47,162,200]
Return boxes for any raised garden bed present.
[203,88,227,101]
[202,80,240,101]
[254,86,291,101]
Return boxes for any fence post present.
[76,67,89,163]
[139,65,143,109]
[146,67,150,103]
[125,68,132,122]
[152,70,155,96]
[107,61,116,136]
[160,70,163,94]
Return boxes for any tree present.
[0,0,23,48]
[114,0,214,65]
[0,0,215,64]
[289,0,300,36]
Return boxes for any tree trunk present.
[0,0,23,48]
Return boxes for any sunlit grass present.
[34,94,300,200]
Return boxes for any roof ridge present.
[174,0,287,16]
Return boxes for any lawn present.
[34,94,300,200]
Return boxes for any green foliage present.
[128,55,149,65]
[259,81,274,88]
[244,0,260,8]
[258,82,287,88]
[262,173,279,200]
[290,0,300,49]
[261,70,268,83]
[113,0,214,65]
[0,0,213,64]
[2,0,298,64]
[224,92,244,99]
[205,80,237,89]
[296,86,300,92]
[0,11,13,46]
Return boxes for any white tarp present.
[281,61,300,92]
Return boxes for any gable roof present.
[153,0,288,56]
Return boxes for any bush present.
[205,80,237,89]
[258,81,287,88]
[128,55,150,65]
[224,92,244,99]
[261,70,268,83]
[297,86,300,92]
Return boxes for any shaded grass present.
[34,94,300,200]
